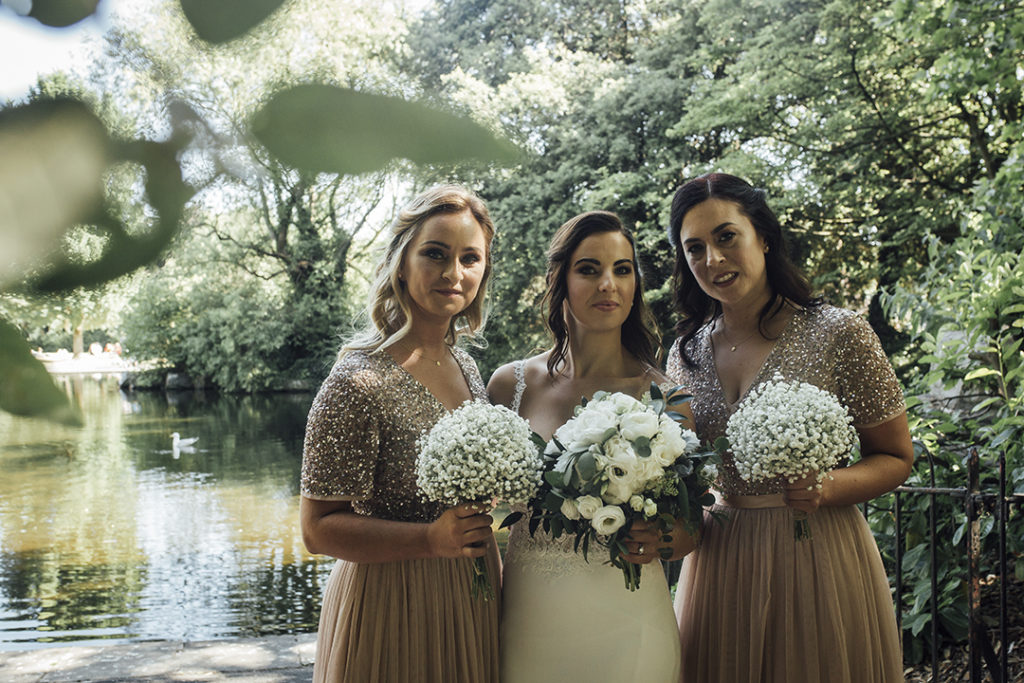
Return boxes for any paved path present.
[0,634,316,682]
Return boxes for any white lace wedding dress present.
[499,362,681,683]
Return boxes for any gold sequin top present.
[666,304,906,495]
[300,347,488,522]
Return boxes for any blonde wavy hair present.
[341,184,495,357]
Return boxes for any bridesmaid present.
[299,185,500,683]
[666,173,913,682]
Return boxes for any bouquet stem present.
[470,556,494,601]
[613,555,641,592]
[792,510,811,541]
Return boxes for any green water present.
[0,374,333,650]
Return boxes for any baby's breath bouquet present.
[725,373,858,540]
[417,400,544,600]
[520,383,717,591]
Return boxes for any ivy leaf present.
[179,0,287,43]
[28,0,100,27]
[0,319,82,425]
[0,98,107,288]
[251,85,520,175]
[26,138,191,293]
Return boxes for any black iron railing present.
[664,446,1022,682]
[887,446,1022,683]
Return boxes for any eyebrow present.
[422,240,482,253]
[572,257,636,267]
[682,222,734,245]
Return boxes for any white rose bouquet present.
[725,373,858,540]
[417,400,544,600]
[521,383,718,591]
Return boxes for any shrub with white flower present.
[725,373,858,540]
[526,383,717,591]
[417,400,544,599]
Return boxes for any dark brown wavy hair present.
[543,211,661,376]
[667,173,821,367]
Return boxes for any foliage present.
[406,0,1023,377]
[878,133,1023,660]
[0,0,518,417]
[405,0,1024,661]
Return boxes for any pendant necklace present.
[411,346,448,366]
[715,318,760,352]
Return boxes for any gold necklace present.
[715,318,761,352]
[409,345,449,367]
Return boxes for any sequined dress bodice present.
[301,347,489,523]
[666,305,906,496]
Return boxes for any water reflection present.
[0,375,331,650]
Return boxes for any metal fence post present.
[967,446,981,683]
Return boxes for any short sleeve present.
[665,338,685,384]
[833,314,906,428]
[300,360,382,501]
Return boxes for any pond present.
[0,374,332,651]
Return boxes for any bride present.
[488,211,694,682]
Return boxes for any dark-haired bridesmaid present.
[666,173,912,682]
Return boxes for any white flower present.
[602,477,633,505]
[560,497,581,520]
[416,401,543,506]
[554,402,615,449]
[620,410,660,441]
[726,374,856,487]
[629,494,645,512]
[643,498,658,518]
[591,505,626,535]
[699,462,719,487]
[576,495,603,519]
[610,392,644,414]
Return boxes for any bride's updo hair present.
[342,184,494,357]
[543,211,661,376]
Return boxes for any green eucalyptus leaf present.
[550,516,564,538]
[251,84,520,175]
[576,452,597,480]
[677,485,689,512]
[650,382,664,400]
[528,513,540,536]
[543,470,564,487]
[27,0,99,27]
[667,389,693,406]
[0,319,82,425]
[499,511,524,529]
[179,0,287,43]
[0,97,107,288]
[543,491,563,511]
[713,436,730,454]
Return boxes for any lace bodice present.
[503,363,676,576]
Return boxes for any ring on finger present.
[637,544,645,555]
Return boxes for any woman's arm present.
[784,411,914,512]
[486,361,518,408]
[300,497,494,563]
